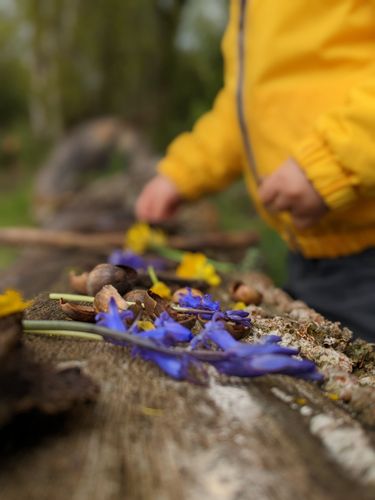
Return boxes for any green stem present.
[22,320,228,361]
[49,293,94,303]
[147,265,158,285]
[171,305,214,316]
[25,329,103,341]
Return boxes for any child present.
[135,0,375,342]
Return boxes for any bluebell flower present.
[154,312,193,343]
[260,334,283,344]
[94,295,322,383]
[178,288,203,308]
[134,348,206,382]
[178,288,220,312]
[95,297,134,332]
[109,250,147,270]
[212,354,322,380]
[108,249,165,270]
[218,310,252,328]
[188,316,231,350]
[191,318,322,380]
[201,294,221,312]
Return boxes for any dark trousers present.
[284,249,375,342]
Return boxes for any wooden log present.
[0,227,259,251]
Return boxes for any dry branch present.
[0,227,259,251]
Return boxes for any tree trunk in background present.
[23,0,63,140]
[13,0,224,148]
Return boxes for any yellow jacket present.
[158,0,375,258]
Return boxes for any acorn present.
[86,263,137,296]
[69,270,89,294]
[230,281,263,306]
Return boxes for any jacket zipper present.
[236,0,299,251]
[236,0,259,185]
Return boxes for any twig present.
[0,227,259,251]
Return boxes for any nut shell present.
[87,263,137,296]
[230,281,263,306]
[94,285,130,313]
[69,271,89,294]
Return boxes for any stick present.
[0,227,259,251]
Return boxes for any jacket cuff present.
[292,133,359,210]
[157,156,202,200]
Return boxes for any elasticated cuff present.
[293,133,359,210]
[157,157,199,200]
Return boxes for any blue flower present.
[108,249,166,270]
[191,318,322,381]
[212,354,322,380]
[189,316,232,350]
[178,288,220,312]
[154,312,193,343]
[201,294,221,312]
[132,347,207,382]
[135,350,192,380]
[94,295,322,383]
[217,310,252,328]
[109,250,147,269]
[95,297,134,333]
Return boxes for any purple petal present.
[249,354,317,375]
[260,335,282,344]
[178,288,202,308]
[95,297,132,332]
[229,343,299,357]
[109,249,147,269]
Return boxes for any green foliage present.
[10,0,226,148]
[213,181,287,285]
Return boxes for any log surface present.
[0,250,374,500]
[0,132,374,500]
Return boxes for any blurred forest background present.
[0,0,286,282]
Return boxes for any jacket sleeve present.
[157,2,243,200]
[292,75,375,211]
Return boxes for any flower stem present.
[49,293,94,303]
[147,265,158,285]
[171,305,214,316]
[22,319,228,361]
[24,329,103,341]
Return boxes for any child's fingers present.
[292,213,317,229]
[258,177,279,206]
[267,193,293,213]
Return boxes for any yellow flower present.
[232,301,247,310]
[176,252,221,287]
[137,320,155,331]
[150,281,172,299]
[124,222,167,255]
[0,289,31,318]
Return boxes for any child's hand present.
[135,175,183,222]
[259,158,328,229]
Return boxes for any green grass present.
[0,177,34,269]
[0,123,48,270]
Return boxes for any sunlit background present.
[0,0,286,282]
